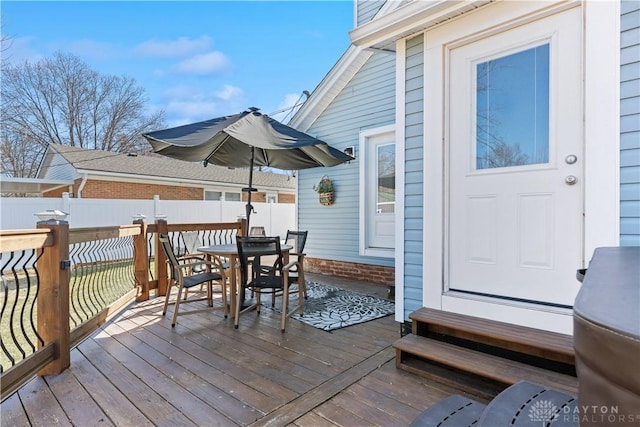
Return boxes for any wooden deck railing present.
[0,218,246,400]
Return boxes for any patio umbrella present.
[143,108,353,229]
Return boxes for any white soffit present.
[0,177,74,194]
[349,0,494,50]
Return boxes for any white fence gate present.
[0,194,296,239]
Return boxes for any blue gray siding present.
[298,52,395,267]
[403,35,425,320]
[356,0,386,26]
[620,1,640,246]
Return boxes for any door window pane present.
[476,44,550,169]
[377,144,395,213]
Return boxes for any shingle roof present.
[47,144,296,190]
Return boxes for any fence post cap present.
[35,209,68,223]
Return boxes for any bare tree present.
[1,52,165,177]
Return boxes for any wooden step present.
[394,334,578,396]
[410,307,574,365]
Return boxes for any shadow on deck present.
[1,273,474,426]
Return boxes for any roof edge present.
[290,0,405,131]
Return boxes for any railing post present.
[239,218,247,236]
[133,218,149,302]
[155,218,168,296]
[36,220,70,375]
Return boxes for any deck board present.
[2,274,495,426]
[44,361,115,427]
[66,349,154,426]
[18,376,72,427]
[0,390,30,427]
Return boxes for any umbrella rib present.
[205,133,231,163]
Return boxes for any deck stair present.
[394,308,577,398]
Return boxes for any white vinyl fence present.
[0,194,296,239]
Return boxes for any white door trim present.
[394,39,406,324]
[421,1,619,334]
[359,124,397,258]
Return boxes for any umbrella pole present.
[243,146,257,232]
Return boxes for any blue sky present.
[1,1,354,127]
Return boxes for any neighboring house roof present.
[38,144,296,191]
[289,0,402,131]
[0,177,75,194]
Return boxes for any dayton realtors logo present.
[529,401,640,425]
[528,400,560,426]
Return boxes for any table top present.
[199,243,292,255]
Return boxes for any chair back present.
[159,233,181,278]
[180,231,201,255]
[236,236,282,285]
[285,230,308,254]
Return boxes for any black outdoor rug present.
[270,281,395,331]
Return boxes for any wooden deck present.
[1,274,480,427]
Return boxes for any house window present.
[205,191,222,201]
[266,193,278,203]
[224,192,241,202]
[359,125,396,258]
[475,43,550,170]
[205,190,241,201]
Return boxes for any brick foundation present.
[305,257,395,286]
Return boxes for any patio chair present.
[235,236,304,332]
[260,230,308,305]
[159,234,228,327]
[180,230,206,273]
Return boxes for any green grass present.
[1,260,137,372]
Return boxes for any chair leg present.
[171,284,185,327]
[280,286,288,333]
[162,280,174,316]
[256,291,261,315]
[206,280,213,307]
[220,279,228,318]
[298,281,305,316]
[234,285,241,329]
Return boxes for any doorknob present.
[565,175,577,185]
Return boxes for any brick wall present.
[44,179,202,200]
[242,192,295,204]
[42,178,295,202]
[279,193,295,204]
[305,257,395,286]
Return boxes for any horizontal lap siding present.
[298,52,395,267]
[404,35,425,320]
[621,2,640,246]
[356,0,386,25]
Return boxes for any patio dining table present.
[198,243,293,317]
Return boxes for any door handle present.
[565,175,577,185]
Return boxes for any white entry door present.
[448,7,583,307]
[360,126,395,257]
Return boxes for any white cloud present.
[165,99,219,126]
[134,36,212,57]
[2,36,45,64]
[161,83,246,125]
[214,85,243,101]
[67,39,118,61]
[171,51,230,75]
[270,93,305,122]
